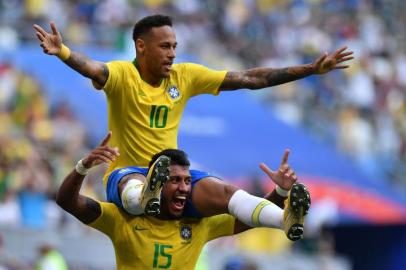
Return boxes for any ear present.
[136,38,145,55]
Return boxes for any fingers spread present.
[259,163,273,178]
[280,149,290,165]
[337,56,353,63]
[334,65,349,69]
[50,22,58,35]
[35,32,45,41]
[338,51,353,58]
[315,53,328,66]
[33,24,48,37]
[334,46,348,55]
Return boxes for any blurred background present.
[0,0,406,269]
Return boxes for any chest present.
[124,80,185,108]
[117,220,205,268]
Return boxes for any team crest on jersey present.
[167,86,180,100]
[180,225,192,241]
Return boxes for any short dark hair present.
[132,14,173,42]
[149,149,190,168]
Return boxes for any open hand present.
[33,22,63,55]
[259,149,297,190]
[82,132,120,169]
[313,46,354,74]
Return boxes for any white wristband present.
[75,159,89,175]
[276,185,289,197]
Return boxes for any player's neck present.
[133,58,163,87]
[157,210,181,221]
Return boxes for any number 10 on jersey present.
[150,105,169,128]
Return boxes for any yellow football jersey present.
[101,61,227,184]
[89,202,235,269]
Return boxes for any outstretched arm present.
[220,47,353,91]
[56,132,119,224]
[33,22,108,88]
[233,149,298,234]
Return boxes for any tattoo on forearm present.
[265,66,314,87]
[64,52,107,85]
[265,68,294,86]
[222,65,315,90]
[66,51,88,72]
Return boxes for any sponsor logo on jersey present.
[138,89,146,97]
[133,225,148,231]
[180,225,192,241]
[167,86,180,100]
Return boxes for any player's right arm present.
[260,149,297,208]
[33,22,108,89]
[233,149,297,234]
[56,132,119,224]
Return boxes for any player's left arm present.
[219,46,353,91]
[233,149,298,234]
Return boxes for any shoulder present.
[98,201,121,215]
[171,63,185,73]
[171,62,207,72]
[181,215,232,226]
[205,214,235,225]
[106,60,134,71]
[89,202,132,226]
[108,60,133,65]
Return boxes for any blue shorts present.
[106,166,212,218]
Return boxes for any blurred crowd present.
[0,61,107,268]
[0,60,106,228]
[0,0,405,269]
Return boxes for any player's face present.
[160,165,191,219]
[143,26,177,79]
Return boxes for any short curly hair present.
[149,149,190,168]
[132,14,173,42]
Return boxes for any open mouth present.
[163,62,173,71]
[171,195,186,211]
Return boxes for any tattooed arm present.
[33,22,108,88]
[56,169,102,224]
[64,52,108,89]
[56,132,119,224]
[220,65,314,90]
[220,46,353,91]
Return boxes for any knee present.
[121,179,144,215]
[222,183,239,204]
[192,177,239,211]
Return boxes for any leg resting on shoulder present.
[191,177,238,217]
